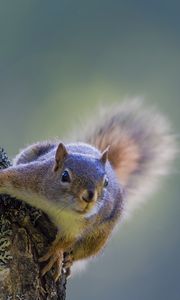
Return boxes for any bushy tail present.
[80,100,177,216]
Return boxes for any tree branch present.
[0,148,67,300]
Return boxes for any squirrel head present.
[52,143,110,214]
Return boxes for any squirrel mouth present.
[74,204,92,214]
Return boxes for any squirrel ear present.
[53,142,68,172]
[100,145,110,164]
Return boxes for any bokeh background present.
[0,1,180,299]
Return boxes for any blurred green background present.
[0,1,179,299]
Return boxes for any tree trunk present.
[0,148,67,300]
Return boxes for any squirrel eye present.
[103,176,109,188]
[61,170,71,183]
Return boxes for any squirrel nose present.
[81,189,95,203]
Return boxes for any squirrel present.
[0,100,176,281]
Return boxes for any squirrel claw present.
[38,251,52,263]
[39,247,64,280]
[53,256,63,282]
[63,252,73,277]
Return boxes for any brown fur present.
[90,132,140,184]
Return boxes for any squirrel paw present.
[63,252,74,278]
[39,246,64,282]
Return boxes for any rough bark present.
[0,148,67,300]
